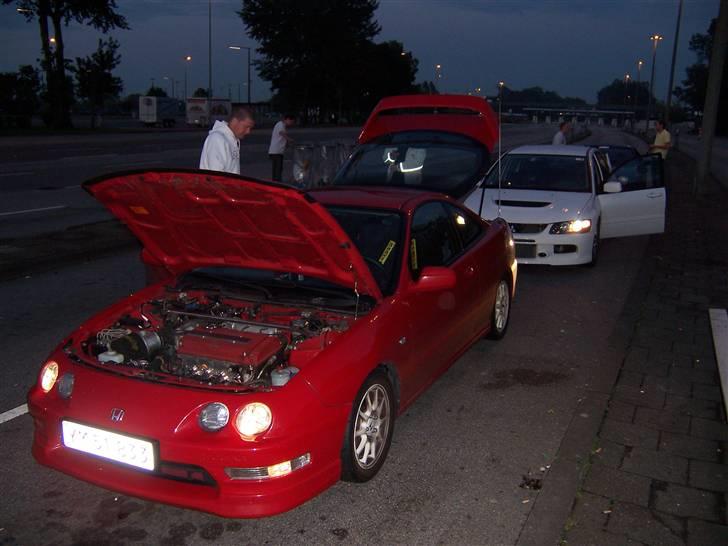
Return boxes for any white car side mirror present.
[603,181,623,193]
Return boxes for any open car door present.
[598,153,666,239]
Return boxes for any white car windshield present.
[484,154,590,193]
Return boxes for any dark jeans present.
[270,154,283,182]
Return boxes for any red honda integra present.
[28,95,517,518]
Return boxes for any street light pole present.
[624,73,631,105]
[184,55,191,100]
[646,34,663,127]
[228,45,252,105]
[435,64,442,92]
[634,59,643,113]
[665,0,684,126]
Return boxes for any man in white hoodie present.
[199,106,255,174]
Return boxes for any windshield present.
[334,131,487,199]
[484,154,590,192]
[325,206,403,296]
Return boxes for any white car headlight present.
[234,403,272,440]
[550,219,592,234]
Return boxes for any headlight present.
[550,219,592,234]
[57,373,75,399]
[199,402,230,432]
[234,403,272,440]
[40,361,59,393]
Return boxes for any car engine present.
[75,289,353,389]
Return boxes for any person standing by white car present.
[199,106,255,174]
[552,121,570,145]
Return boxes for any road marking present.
[709,308,728,419]
[0,205,66,217]
[0,171,33,177]
[0,404,28,425]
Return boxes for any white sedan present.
[464,145,666,266]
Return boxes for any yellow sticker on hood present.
[378,240,396,265]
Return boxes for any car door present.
[442,202,493,337]
[400,201,471,396]
[597,154,666,239]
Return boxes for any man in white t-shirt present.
[552,121,570,145]
[268,114,295,182]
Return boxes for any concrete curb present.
[516,236,654,546]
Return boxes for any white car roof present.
[508,145,590,157]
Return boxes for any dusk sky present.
[0,0,721,104]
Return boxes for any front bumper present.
[512,231,594,266]
[27,366,349,518]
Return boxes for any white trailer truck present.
[138,96,180,127]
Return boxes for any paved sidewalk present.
[561,151,728,544]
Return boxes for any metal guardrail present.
[292,141,356,189]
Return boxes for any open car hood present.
[84,170,382,301]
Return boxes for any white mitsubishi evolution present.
[463,145,666,266]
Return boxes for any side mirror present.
[412,266,456,292]
[603,181,623,193]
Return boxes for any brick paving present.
[562,150,728,545]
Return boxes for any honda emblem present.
[110,408,125,422]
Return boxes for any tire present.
[341,371,395,482]
[487,277,511,340]
[586,221,600,267]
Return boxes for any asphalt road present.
[0,124,557,239]
[0,126,655,545]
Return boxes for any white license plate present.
[62,421,155,471]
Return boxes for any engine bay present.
[71,288,354,390]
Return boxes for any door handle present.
[646,192,662,198]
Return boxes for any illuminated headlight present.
[225,453,311,480]
[40,361,59,393]
[234,403,272,440]
[199,402,230,432]
[550,219,592,234]
[57,373,75,399]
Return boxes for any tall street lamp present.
[435,64,442,91]
[624,73,631,105]
[184,55,191,99]
[228,45,251,105]
[634,59,644,112]
[646,34,663,126]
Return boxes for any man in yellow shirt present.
[649,120,671,159]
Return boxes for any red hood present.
[84,170,382,300]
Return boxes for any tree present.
[674,18,728,133]
[240,0,383,122]
[146,86,168,97]
[597,79,652,110]
[72,37,122,128]
[0,65,42,128]
[4,0,128,129]
[192,88,209,98]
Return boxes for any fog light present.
[40,361,59,393]
[199,402,229,431]
[57,373,74,399]
[225,453,311,480]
